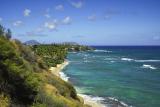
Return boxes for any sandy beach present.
[49,61,104,107]
[49,61,69,77]
[78,94,105,107]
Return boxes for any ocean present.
[61,46,160,107]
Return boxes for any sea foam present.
[59,72,69,81]
[121,57,160,63]
[107,97,132,107]
[142,64,157,70]
[121,58,134,61]
[104,57,118,60]
[78,94,106,107]
[94,49,112,53]
[84,60,91,63]
[135,60,160,62]
[68,52,77,53]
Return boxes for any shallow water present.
[63,46,160,107]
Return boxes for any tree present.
[0,24,5,36]
[6,29,12,39]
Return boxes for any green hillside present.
[0,25,90,107]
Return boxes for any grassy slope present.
[0,36,89,107]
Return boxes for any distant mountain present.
[24,40,40,45]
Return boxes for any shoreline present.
[49,60,105,107]
[78,94,105,107]
[49,60,69,77]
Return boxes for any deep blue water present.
[63,46,160,107]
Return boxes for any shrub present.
[0,93,10,107]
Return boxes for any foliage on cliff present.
[0,25,89,107]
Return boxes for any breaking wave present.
[78,94,106,107]
[121,57,160,63]
[121,58,134,61]
[107,97,132,107]
[59,72,69,81]
[94,49,112,53]
[141,64,157,70]
[135,60,160,62]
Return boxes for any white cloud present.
[0,17,2,22]
[44,8,51,18]
[62,16,72,25]
[88,14,96,21]
[24,9,31,17]
[13,21,23,27]
[44,22,57,30]
[69,0,83,8]
[44,14,51,18]
[55,5,64,11]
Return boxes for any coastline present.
[49,60,105,107]
[78,94,105,107]
[49,60,69,77]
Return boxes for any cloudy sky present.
[0,0,160,45]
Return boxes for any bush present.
[0,25,85,107]
[0,36,41,105]
[0,93,10,107]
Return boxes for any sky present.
[0,0,160,45]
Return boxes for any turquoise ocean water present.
[62,46,160,107]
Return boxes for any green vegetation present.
[63,42,94,52]
[31,42,93,67]
[0,25,90,107]
[32,44,67,67]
